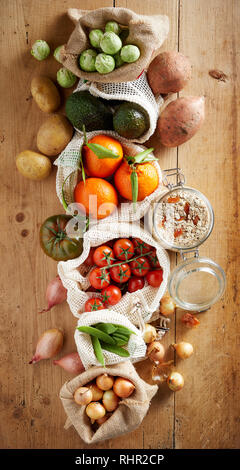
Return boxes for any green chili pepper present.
[100,341,130,357]
[94,323,118,335]
[77,326,115,345]
[91,336,105,366]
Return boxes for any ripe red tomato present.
[84,247,95,267]
[146,269,163,287]
[85,298,105,311]
[89,267,110,289]
[148,249,161,268]
[101,285,122,306]
[133,238,153,255]
[128,276,145,293]
[93,245,115,267]
[129,256,150,277]
[113,238,134,261]
[110,264,131,283]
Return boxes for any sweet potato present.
[147,51,191,94]
[157,96,205,147]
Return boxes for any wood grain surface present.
[0,0,239,449]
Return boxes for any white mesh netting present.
[54,131,164,224]
[57,222,170,326]
[74,310,147,370]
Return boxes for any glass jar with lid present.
[147,168,226,312]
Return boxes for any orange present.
[74,177,118,220]
[83,135,123,178]
[114,160,159,201]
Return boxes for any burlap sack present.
[60,361,158,444]
[60,7,169,83]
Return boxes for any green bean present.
[77,326,115,345]
[92,336,105,366]
[112,332,130,342]
[94,323,118,335]
[111,337,128,346]
[113,325,136,335]
[100,341,130,357]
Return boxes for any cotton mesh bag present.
[74,310,146,370]
[54,131,164,224]
[57,222,170,325]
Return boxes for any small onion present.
[147,341,165,363]
[102,390,119,412]
[39,275,67,313]
[113,377,135,398]
[29,328,64,364]
[96,374,114,391]
[160,294,176,316]
[143,324,157,344]
[96,413,112,426]
[172,342,194,359]
[53,352,85,374]
[87,383,103,401]
[86,402,106,420]
[167,372,184,391]
[74,387,93,405]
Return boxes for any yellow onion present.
[160,294,176,316]
[147,341,165,363]
[86,402,106,420]
[167,372,184,391]
[172,341,194,359]
[96,373,114,391]
[74,386,92,405]
[96,413,112,426]
[143,324,157,344]
[113,377,135,398]
[29,328,64,364]
[87,383,103,401]
[102,390,119,412]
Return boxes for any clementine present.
[74,177,118,220]
[114,160,159,201]
[83,134,123,178]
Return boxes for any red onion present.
[39,275,67,313]
[29,328,64,364]
[53,352,85,375]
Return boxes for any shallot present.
[74,387,93,405]
[167,371,184,391]
[53,352,85,374]
[143,324,157,344]
[147,341,165,363]
[113,377,135,398]
[102,390,119,412]
[39,275,67,313]
[96,413,112,426]
[172,341,194,359]
[29,328,64,364]
[86,402,106,420]
[96,374,114,391]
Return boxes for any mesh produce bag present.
[60,361,158,444]
[54,131,164,223]
[57,222,170,325]
[74,310,147,370]
[60,7,169,83]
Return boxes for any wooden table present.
[1,0,239,449]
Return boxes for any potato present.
[147,51,191,94]
[31,76,61,113]
[37,114,73,157]
[157,96,205,147]
[16,150,52,180]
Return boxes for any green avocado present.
[65,90,113,132]
[113,102,149,139]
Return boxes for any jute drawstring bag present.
[60,7,169,83]
[60,361,158,444]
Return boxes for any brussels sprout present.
[89,29,104,49]
[105,21,121,35]
[53,45,63,63]
[114,51,125,69]
[120,45,140,63]
[31,40,50,61]
[119,28,129,44]
[79,49,97,72]
[95,53,115,74]
[100,32,122,55]
[57,68,77,88]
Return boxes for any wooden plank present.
[175,0,240,449]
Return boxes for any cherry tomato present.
[148,249,161,269]
[101,285,122,306]
[85,298,105,311]
[128,276,145,293]
[84,247,95,267]
[129,256,150,277]
[113,238,135,261]
[89,267,110,289]
[93,245,115,267]
[133,238,153,255]
[109,264,131,283]
[146,269,163,287]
